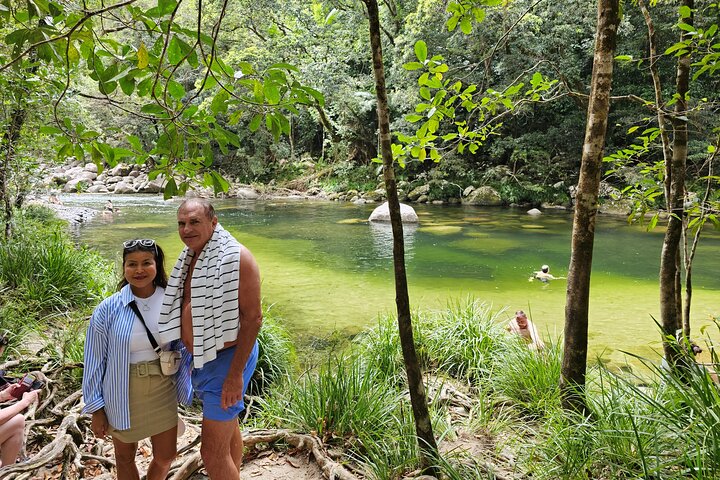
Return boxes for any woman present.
[82,239,192,480]
[0,387,38,468]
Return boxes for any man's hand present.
[221,375,244,410]
[91,409,109,438]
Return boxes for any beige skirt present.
[109,360,178,443]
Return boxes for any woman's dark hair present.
[116,239,168,291]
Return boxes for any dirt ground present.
[137,421,328,480]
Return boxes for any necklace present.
[138,298,151,311]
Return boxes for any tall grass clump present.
[491,337,562,419]
[354,310,430,384]
[352,403,421,480]
[626,355,720,477]
[0,206,113,349]
[534,349,720,480]
[247,305,296,396]
[0,223,112,313]
[420,298,506,384]
[258,353,402,442]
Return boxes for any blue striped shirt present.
[82,284,193,431]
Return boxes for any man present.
[506,310,545,350]
[530,264,562,283]
[158,198,262,479]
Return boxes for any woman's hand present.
[21,389,39,406]
[91,409,109,438]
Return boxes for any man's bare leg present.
[230,425,244,471]
[201,418,240,479]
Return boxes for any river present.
[58,193,720,368]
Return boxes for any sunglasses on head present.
[123,239,156,250]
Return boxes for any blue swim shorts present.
[191,341,259,422]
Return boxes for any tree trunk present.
[659,0,692,366]
[362,0,439,474]
[0,107,27,239]
[560,0,620,414]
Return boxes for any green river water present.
[61,194,720,368]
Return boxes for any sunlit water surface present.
[60,194,720,368]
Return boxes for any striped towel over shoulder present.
[158,224,241,369]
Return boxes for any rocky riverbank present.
[40,160,523,207]
[39,160,633,218]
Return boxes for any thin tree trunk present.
[0,107,27,239]
[560,0,620,414]
[682,136,716,335]
[659,0,692,366]
[638,0,673,187]
[362,0,439,474]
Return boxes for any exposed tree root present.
[0,360,361,479]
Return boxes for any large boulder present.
[113,181,135,194]
[462,186,502,206]
[233,187,260,200]
[368,201,419,223]
[407,184,430,201]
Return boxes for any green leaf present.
[127,135,143,152]
[141,103,166,115]
[167,80,185,99]
[414,41,427,63]
[112,147,135,160]
[167,36,184,65]
[39,126,63,135]
[405,114,423,123]
[404,62,425,71]
[253,80,263,102]
[163,176,178,199]
[210,90,229,114]
[73,144,85,162]
[615,54,633,61]
[249,113,263,132]
[678,22,696,33]
[98,81,117,95]
[236,61,254,75]
[299,86,324,106]
[263,81,281,104]
[119,76,135,95]
[460,17,472,34]
[158,0,177,16]
[679,5,692,18]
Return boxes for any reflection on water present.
[58,193,720,368]
[368,221,417,261]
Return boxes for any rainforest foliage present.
[1,0,718,206]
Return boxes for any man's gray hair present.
[179,198,216,219]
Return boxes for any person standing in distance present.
[158,198,261,479]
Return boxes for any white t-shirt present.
[129,287,169,363]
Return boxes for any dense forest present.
[1,0,718,207]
